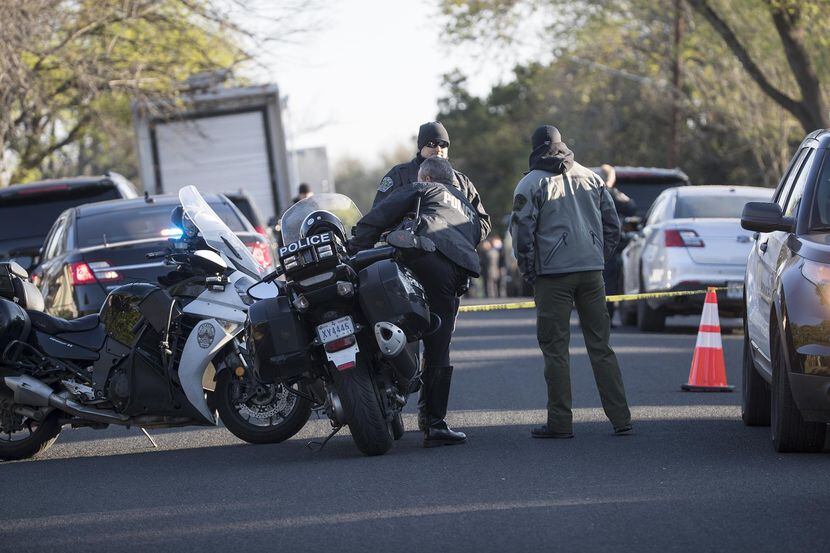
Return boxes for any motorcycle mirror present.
[386,230,418,249]
[192,250,228,272]
[247,280,280,300]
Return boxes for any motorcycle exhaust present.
[3,375,129,425]
[373,322,419,385]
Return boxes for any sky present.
[251,0,539,166]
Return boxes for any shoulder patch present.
[378,176,394,193]
[512,194,528,211]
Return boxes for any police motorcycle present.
[0,186,310,461]
[246,193,437,456]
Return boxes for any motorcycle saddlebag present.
[247,295,311,383]
[358,259,430,339]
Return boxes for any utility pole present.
[668,0,684,168]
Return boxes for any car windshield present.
[0,187,120,241]
[179,186,266,279]
[616,179,688,218]
[280,193,363,245]
[76,202,245,248]
[810,155,830,229]
[675,190,773,219]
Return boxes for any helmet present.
[300,210,347,243]
[170,205,198,238]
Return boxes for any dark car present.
[591,166,691,219]
[0,172,138,270]
[224,190,268,236]
[741,128,830,452]
[32,193,273,318]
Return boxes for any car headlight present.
[801,258,830,286]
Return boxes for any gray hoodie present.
[510,161,620,282]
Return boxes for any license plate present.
[316,316,355,344]
[727,282,744,300]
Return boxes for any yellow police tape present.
[458,286,733,313]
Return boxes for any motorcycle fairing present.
[178,317,242,423]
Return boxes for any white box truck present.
[133,84,292,221]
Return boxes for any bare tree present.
[686,0,828,132]
[0,0,317,186]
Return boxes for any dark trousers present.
[534,270,631,433]
[406,252,465,367]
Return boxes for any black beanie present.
[417,121,450,150]
[531,125,562,151]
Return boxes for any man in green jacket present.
[510,125,632,438]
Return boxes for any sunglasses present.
[425,140,449,149]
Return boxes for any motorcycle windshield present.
[179,186,267,279]
[280,193,363,245]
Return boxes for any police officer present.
[511,125,632,438]
[597,164,637,323]
[374,121,491,241]
[350,156,481,447]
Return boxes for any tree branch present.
[685,0,805,125]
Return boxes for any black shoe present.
[424,421,467,447]
[613,424,633,436]
[531,425,574,439]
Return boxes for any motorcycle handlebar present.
[348,246,395,271]
[145,249,170,260]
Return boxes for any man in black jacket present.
[351,156,480,447]
[374,121,491,241]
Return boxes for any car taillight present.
[70,261,121,285]
[255,225,267,237]
[665,229,705,248]
[70,262,96,285]
[247,241,273,269]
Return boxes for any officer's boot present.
[417,361,430,432]
[423,366,466,447]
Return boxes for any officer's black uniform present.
[351,180,481,447]
[604,188,637,321]
[374,155,491,241]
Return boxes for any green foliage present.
[0,0,252,186]
[436,0,830,224]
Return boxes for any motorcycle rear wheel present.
[215,370,311,444]
[0,391,62,461]
[333,361,393,456]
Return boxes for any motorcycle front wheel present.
[214,370,311,444]
[332,361,393,456]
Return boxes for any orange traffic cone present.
[681,287,734,392]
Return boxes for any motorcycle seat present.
[27,310,101,334]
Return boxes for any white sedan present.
[619,185,773,331]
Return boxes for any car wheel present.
[770,326,826,452]
[741,326,770,426]
[637,297,665,332]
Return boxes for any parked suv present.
[741,129,830,452]
[0,173,138,270]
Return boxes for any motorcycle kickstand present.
[140,427,158,448]
[306,425,343,452]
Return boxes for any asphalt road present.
[2,309,828,553]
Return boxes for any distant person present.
[511,125,632,439]
[374,121,490,241]
[292,183,313,204]
[598,165,636,324]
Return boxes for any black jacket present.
[374,156,491,241]
[353,181,482,277]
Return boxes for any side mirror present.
[247,280,280,300]
[741,202,794,233]
[191,250,228,273]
